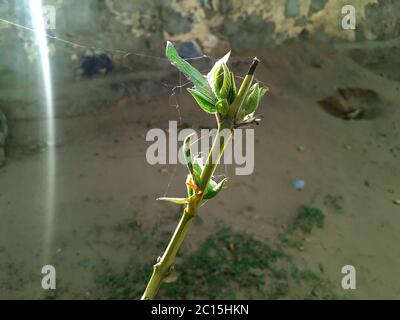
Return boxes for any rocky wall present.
[0,0,398,120]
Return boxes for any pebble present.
[297,145,305,152]
[159,167,168,173]
[291,179,305,190]
[177,40,203,59]
[344,144,352,151]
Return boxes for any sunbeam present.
[29,0,56,265]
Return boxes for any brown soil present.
[1,42,400,299]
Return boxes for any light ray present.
[29,0,56,264]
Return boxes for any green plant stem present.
[231,57,259,120]
[199,123,232,191]
[140,200,197,300]
[141,58,259,300]
[141,126,232,300]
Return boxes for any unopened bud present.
[213,63,231,100]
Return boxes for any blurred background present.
[0,0,399,299]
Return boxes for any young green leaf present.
[260,86,269,96]
[207,50,231,95]
[157,197,189,204]
[216,99,230,115]
[183,133,195,176]
[187,89,217,113]
[192,157,204,186]
[243,83,261,116]
[166,41,215,103]
[203,178,227,200]
[227,72,237,104]
[186,174,195,197]
[212,63,231,100]
[220,64,232,100]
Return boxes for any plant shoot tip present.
[248,58,260,75]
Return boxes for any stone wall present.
[0,0,398,120]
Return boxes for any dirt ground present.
[0,41,399,299]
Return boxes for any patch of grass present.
[96,260,152,300]
[113,210,141,233]
[92,215,172,299]
[278,233,303,248]
[324,194,344,213]
[292,205,324,234]
[160,228,287,299]
[290,265,338,299]
[95,226,337,300]
[278,205,325,249]
[95,204,334,300]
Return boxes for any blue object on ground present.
[291,179,305,190]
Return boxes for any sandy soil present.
[0,41,399,299]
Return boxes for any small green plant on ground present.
[279,205,325,248]
[293,205,325,234]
